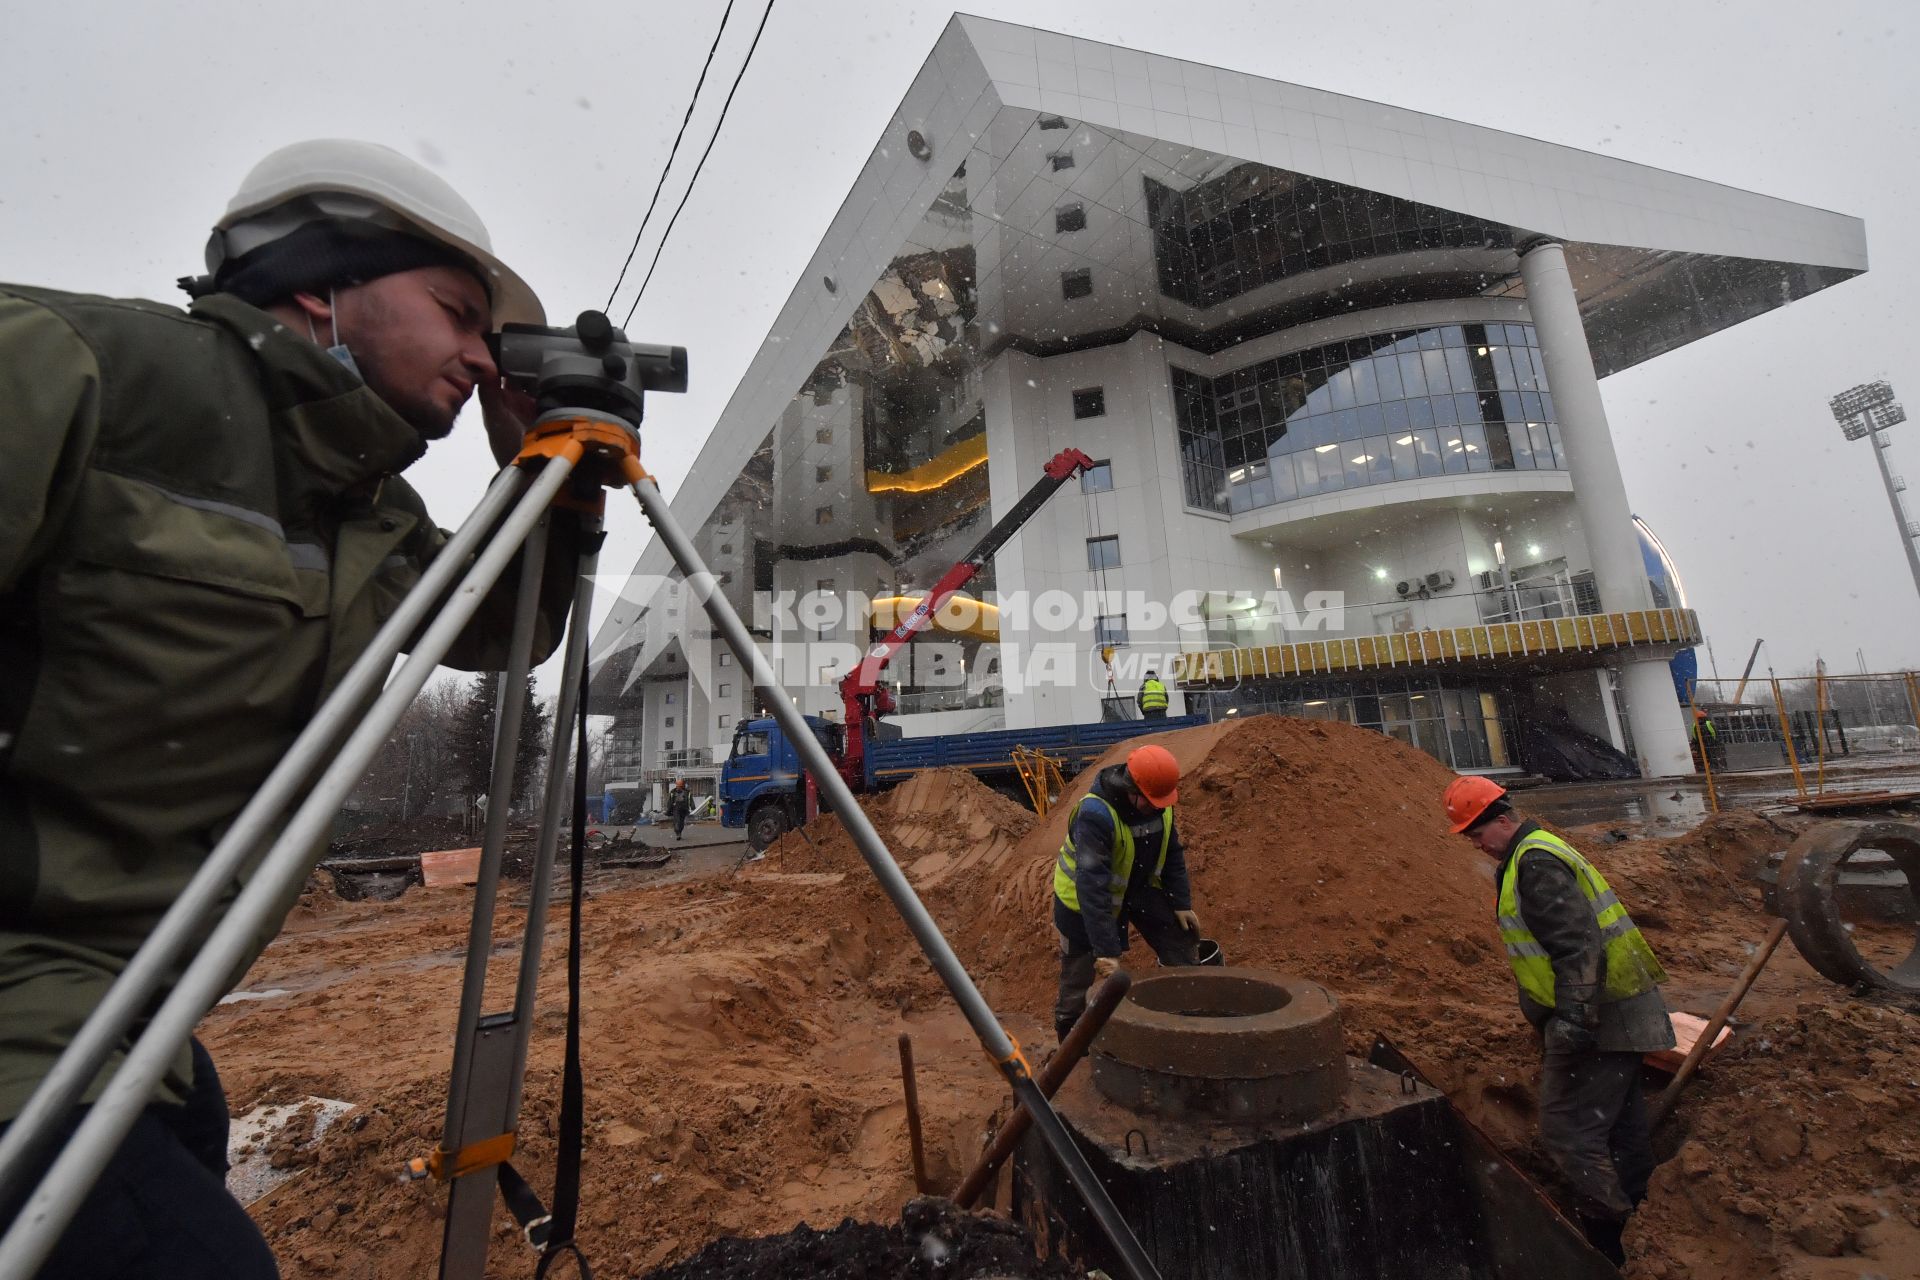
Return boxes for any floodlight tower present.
[1829,380,1920,604]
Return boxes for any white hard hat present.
[206,139,543,327]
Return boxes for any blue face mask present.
[314,289,362,381]
[325,342,362,379]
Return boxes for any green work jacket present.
[0,285,573,1120]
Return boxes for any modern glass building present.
[587,15,1865,795]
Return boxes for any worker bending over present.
[1051,745,1198,1040]
[1444,778,1675,1265]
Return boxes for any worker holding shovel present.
[1444,777,1676,1266]
[1050,745,1199,1042]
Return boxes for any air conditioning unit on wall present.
[1425,569,1457,592]
[1395,580,1416,598]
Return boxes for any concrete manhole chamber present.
[1011,967,1618,1280]
[1090,969,1346,1126]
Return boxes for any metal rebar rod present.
[1650,918,1789,1129]
[954,970,1131,1209]
[1687,689,1719,816]
[0,455,578,1280]
[0,465,532,1212]
[628,478,1161,1280]
[898,1034,930,1194]
[438,516,550,1152]
[1769,675,1807,799]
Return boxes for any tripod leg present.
[436,517,552,1280]
[629,479,1161,1280]
[0,454,580,1280]
[0,465,534,1210]
[505,512,602,1122]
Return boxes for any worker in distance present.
[1050,744,1200,1042]
[1444,777,1675,1266]
[0,140,571,1277]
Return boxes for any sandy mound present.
[204,714,1919,1279]
[1628,997,1920,1278]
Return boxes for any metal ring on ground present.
[1778,820,1920,993]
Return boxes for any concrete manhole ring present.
[1090,967,1345,1125]
[1779,820,1920,993]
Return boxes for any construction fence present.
[1684,671,1920,787]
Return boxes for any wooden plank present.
[420,847,482,888]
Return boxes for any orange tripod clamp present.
[511,414,649,514]
[989,1032,1034,1082]
[402,1131,517,1183]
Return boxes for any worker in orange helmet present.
[1443,775,1674,1266]
[1050,744,1197,1040]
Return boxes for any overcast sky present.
[5,0,1916,692]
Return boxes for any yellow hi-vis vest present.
[1139,679,1169,711]
[1497,830,1667,1007]
[1054,795,1171,915]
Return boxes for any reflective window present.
[730,729,769,759]
[1072,386,1105,419]
[1149,170,1512,308]
[1080,460,1113,493]
[815,464,832,483]
[1087,535,1121,569]
[718,683,731,697]
[814,505,834,525]
[1095,614,1129,646]
[1055,203,1087,234]
[717,714,731,728]
[1061,268,1092,300]
[1169,322,1563,512]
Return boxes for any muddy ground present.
[205,714,1920,1279]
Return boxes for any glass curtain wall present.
[1172,322,1566,514]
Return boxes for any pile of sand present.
[207,714,1915,1279]
[1629,997,1920,1278]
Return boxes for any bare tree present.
[349,674,469,822]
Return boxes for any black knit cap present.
[184,218,483,307]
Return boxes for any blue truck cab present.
[720,715,843,849]
[719,712,1206,849]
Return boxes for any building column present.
[1519,239,1694,777]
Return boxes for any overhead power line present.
[604,0,740,314]
[623,0,778,329]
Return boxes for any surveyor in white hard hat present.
[0,140,574,1279]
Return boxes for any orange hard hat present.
[1126,744,1180,809]
[1443,776,1508,833]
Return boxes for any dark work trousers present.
[1140,707,1167,720]
[0,1038,278,1279]
[1537,1046,1654,1258]
[1053,892,1194,1040]
[673,810,688,840]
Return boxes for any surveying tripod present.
[0,311,1163,1280]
